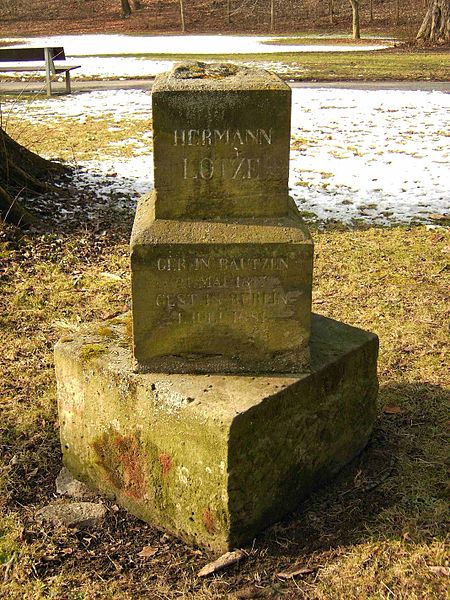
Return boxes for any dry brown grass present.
[1,82,449,598]
[1,217,448,598]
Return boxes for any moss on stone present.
[56,314,378,551]
[80,343,108,362]
[95,325,117,339]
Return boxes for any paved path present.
[1,78,449,95]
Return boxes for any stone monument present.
[131,62,312,374]
[55,63,379,552]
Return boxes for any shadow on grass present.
[258,381,448,556]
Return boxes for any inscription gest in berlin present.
[153,255,302,326]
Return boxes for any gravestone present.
[131,63,312,374]
[55,63,379,552]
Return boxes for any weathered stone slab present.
[152,62,291,220]
[55,313,378,552]
[131,192,313,373]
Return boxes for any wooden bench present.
[0,47,81,96]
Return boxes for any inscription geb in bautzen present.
[173,127,277,181]
[154,255,303,325]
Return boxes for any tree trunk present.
[0,126,65,226]
[416,0,450,44]
[395,0,401,26]
[349,0,361,39]
[179,0,186,32]
[227,0,231,25]
[270,0,274,31]
[121,0,131,18]
[329,0,335,25]
[369,0,374,23]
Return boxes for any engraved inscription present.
[182,157,263,181]
[175,127,275,181]
[156,256,289,271]
[174,129,273,146]
[154,255,300,327]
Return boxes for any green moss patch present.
[80,343,108,361]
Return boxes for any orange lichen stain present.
[93,432,146,500]
[202,508,216,533]
[159,453,172,476]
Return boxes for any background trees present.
[1,1,443,38]
[416,0,450,44]
[120,0,142,18]
[348,0,361,39]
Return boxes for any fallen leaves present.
[383,405,403,414]
[100,271,122,282]
[197,550,246,577]
[137,545,158,558]
[428,566,450,577]
[276,564,317,579]
[429,214,450,222]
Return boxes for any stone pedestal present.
[131,192,312,374]
[55,62,379,550]
[55,314,378,552]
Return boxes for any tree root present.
[0,126,66,226]
[0,184,40,227]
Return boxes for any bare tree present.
[349,0,361,39]
[179,0,186,32]
[329,0,335,25]
[416,0,450,44]
[395,0,401,26]
[270,0,274,31]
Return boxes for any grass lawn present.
[0,49,448,83]
[1,214,448,597]
[0,71,449,596]
[91,49,449,81]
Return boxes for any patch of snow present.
[289,88,450,224]
[0,57,301,80]
[3,87,449,226]
[3,89,151,121]
[8,34,392,56]
[2,34,391,80]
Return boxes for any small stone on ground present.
[36,502,106,529]
[56,466,96,499]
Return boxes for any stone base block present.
[131,192,313,374]
[55,314,378,552]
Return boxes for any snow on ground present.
[9,34,392,56]
[2,57,301,80]
[4,87,449,225]
[3,34,393,80]
[290,88,450,224]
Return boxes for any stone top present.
[56,313,378,422]
[151,61,292,220]
[152,61,290,93]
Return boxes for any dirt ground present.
[0,0,426,38]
